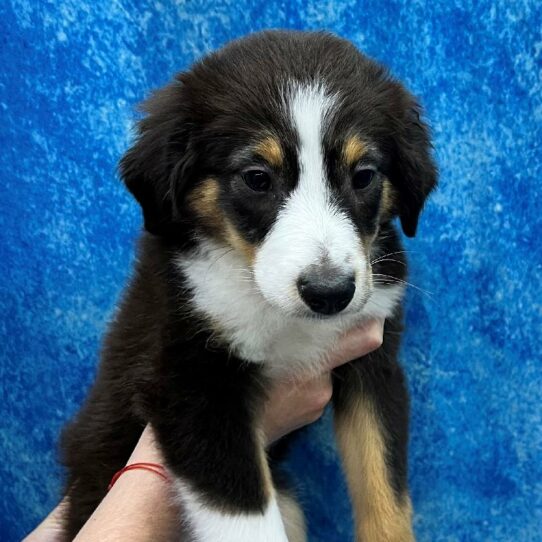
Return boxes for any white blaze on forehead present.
[254,82,367,314]
[289,82,334,207]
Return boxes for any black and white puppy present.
[61,30,437,542]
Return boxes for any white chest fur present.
[176,242,404,379]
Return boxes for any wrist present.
[108,463,169,491]
[106,426,170,493]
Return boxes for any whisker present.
[370,250,412,265]
[372,273,434,298]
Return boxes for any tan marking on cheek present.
[380,178,398,222]
[255,136,283,167]
[343,135,368,167]
[224,219,257,265]
[188,178,224,232]
[189,178,258,264]
[335,397,414,542]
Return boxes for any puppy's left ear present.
[389,93,438,237]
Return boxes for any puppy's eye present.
[243,170,271,192]
[352,168,376,190]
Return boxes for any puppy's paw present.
[175,480,289,542]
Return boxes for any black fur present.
[60,30,436,539]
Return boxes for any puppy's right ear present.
[120,81,195,236]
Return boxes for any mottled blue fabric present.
[1,1,541,541]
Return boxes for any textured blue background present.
[1,1,541,541]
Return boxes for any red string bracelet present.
[108,462,169,491]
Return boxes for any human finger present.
[327,318,384,369]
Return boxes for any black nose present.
[297,274,356,315]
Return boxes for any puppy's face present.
[188,85,388,318]
[121,31,437,318]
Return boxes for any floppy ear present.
[389,96,438,237]
[119,81,196,236]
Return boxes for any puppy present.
[61,30,437,542]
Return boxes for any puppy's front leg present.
[333,325,414,542]
[150,345,288,542]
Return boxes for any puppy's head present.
[121,31,437,318]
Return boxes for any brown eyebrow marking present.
[254,136,283,167]
[343,135,368,166]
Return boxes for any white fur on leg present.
[175,479,289,542]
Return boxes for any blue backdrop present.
[1,1,541,541]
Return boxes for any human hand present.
[262,318,384,445]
